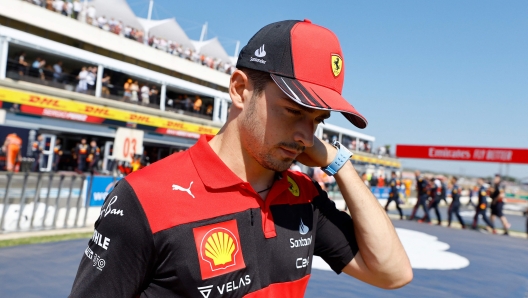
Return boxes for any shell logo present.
[201,228,238,270]
[193,219,246,279]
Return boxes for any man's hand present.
[295,137,337,167]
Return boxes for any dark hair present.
[391,171,396,175]
[452,176,458,181]
[239,67,272,98]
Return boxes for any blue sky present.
[129,0,528,178]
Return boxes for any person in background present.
[409,170,431,223]
[123,79,132,101]
[385,171,403,220]
[52,61,63,83]
[52,138,63,172]
[87,140,100,173]
[101,74,112,97]
[149,85,159,105]
[489,174,511,235]
[3,132,23,172]
[471,178,494,232]
[76,138,88,173]
[76,67,88,93]
[140,84,150,105]
[72,0,81,20]
[29,134,43,172]
[17,51,29,76]
[193,95,202,113]
[32,57,46,80]
[361,173,370,187]
[447,176,465,229]
[130,80,139,102]
[466,187,475,207]
[427,177,443,225]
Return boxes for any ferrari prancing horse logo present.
[331,54,343,77]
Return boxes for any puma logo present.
[172,181,195,198]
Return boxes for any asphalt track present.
[0,220,527,297]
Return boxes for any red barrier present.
[396,145,528,164]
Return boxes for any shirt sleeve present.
[312,181,358,274]
[69,179,155,298]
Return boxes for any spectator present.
[64,0,73,17]
[193,96,202,113]
[86,66,96,91]
[130,80,139,102]
[149,85,159,105]
[87,5,96,24]
[123,79,132,101]
[101,73,112,96]
[140,84,150,105]
[206,104,213,116]
[183,95,192,111]
[76,66,88,93]
[72,0,81,19]
[52,61,63,82]
[17,51,29,76]
[53,0,64,14]
[31,57,46,80]
[97,15,107,29]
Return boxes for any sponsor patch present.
[193,219,246,279]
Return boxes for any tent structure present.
[191,37,232,63]
[89,0,143,29]
[137,17,194,49]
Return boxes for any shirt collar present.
[189,134,243,189]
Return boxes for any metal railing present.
[0,171,99,233]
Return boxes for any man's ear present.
[229,69,250,109]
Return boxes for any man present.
[447,176,465,228]
[385,171,403,220]
[427,177,443,225]
[409,170,431,222]
[3,132,22,172]
[53,61,63,83]
[70,20,412,297]
[76,138,88,173]
[489,174,511,235]
[472,178,494,232]
[87,140,100,173]
[52,138,63,172]
[29,134,43,172]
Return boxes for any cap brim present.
[270,74,368,129]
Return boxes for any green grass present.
[0,232,92,248]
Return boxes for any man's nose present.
[293,121,315,148]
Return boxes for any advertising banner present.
[396,145,528,164]
[86,176,122,207]
[0,87,220,137]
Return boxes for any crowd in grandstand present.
[22,0,236,75]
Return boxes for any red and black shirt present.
[70,135,358,297]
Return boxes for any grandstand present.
[0,0,397,178]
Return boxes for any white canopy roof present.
[137,17,195,49]
[90,0,143,29]
[192,37,231,63]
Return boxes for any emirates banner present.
[396,145,528,164]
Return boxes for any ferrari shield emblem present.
[331,54,343,77]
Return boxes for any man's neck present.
[208,128,276,194]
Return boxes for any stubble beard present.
[241,94,292,172]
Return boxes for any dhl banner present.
[0,87,220,137]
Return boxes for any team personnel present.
[87,140,100,173]
[439,177,448,206]
[409,170,431,222]
[70,20,412,297]
[2,132,22,172]
[489,174,511,235]
[52,138,63,172]
[29,134,43,172]
[76,138,89,173]
[447,177,465,228]
[385,171,403,219]
[471,178,494,232]
[427,177,443,225]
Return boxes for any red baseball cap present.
[236,19,367,129]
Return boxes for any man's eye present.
[285,108,301,115]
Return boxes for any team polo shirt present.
[69,135,358,298]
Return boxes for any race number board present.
[113,127,144,162]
